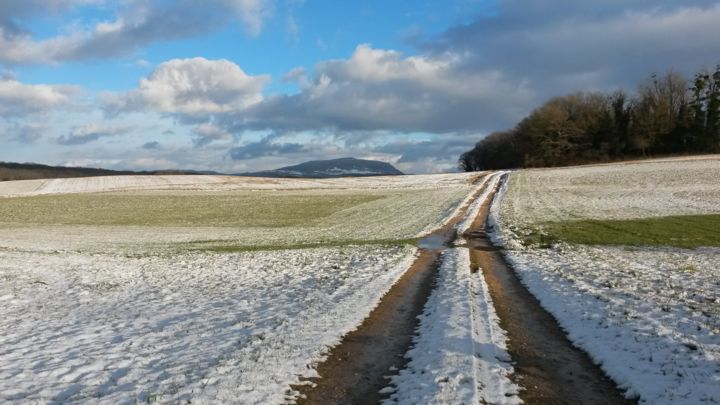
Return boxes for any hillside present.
[239,157,404,178]
[0,162,216,182]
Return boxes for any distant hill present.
[0,162,217,182]
[239,158,404,178]
[0,158,402,182]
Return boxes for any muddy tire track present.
[292,174,492,405]
[464,175,635,405]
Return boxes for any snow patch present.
[0,246,416,403]
[383,248,520,404]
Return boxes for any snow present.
[0,246,416,403]
[0,189,470,255]
[0,173,477,198]
[383,248,520,404]
[490,158,720,404]
[385,176,519,404]
[0,172,483,403]
[456,171,507,235]
[499,157,720,229]
[0,174,474,255]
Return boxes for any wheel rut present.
[464,174,635,405]
[292,174,491,405]
[293,172,634,405]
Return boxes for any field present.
[1,160,719,404]
[0,174,474,254]
[0,173,481,403]
[491,156,720,404]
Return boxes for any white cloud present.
[0,79,79,116]
[56,122,132,145]
[104,58,270,116]
[435,2,720,92]
[0,0,274,64]
[225,44,533,134]
[228,0,272,37]
[192,122,234,147]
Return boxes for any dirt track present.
[294,173,634,404]
[465,175,634,404]
[293,174,490,404]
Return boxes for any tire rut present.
[465,174,635,405]
[291,174,491,404]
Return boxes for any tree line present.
[459,66,720,171]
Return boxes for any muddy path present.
[464,176,634,405]
[292,174,491,405]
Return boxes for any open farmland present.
[491,156,720,404]
[0,174,475,254]
[0,173,483,403]
[2,162,718,404]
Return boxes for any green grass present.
[539,214,720,249]
[189,238,420,253]
[0,191,384,227]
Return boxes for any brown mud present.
[465,176,635,405]
[292,174,490,405]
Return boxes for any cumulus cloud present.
[221,44,534,134]
[56,122,131,145]
[4,122,47,143]
[0,0,272,64]
[101,3,720,144]
[228,136,306,160]
[0,79,79,116]
[104,58,270,116]
[432,1,720,92]
[373,135,477,173]
[142,141,161,149]
[192,122,235,147]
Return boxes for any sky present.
[1,0,719,174]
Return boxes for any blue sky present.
[1,0,719,173]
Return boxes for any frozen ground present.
[491,158,720,404]
[384,173,518,404]
[382,248,520,405]
[456,171,507,235]
[0,246,416,403]
[0,172,479,403]
[0,173,476,198]
[500,157,720,229]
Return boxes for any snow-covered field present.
[0,246,416,403]
[6,160,717,404]
[0,172,480,403]
[499,157,720,229]
[0,174,475,254]
[0,173,476,198]
[491,157,720,404]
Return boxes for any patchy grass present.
[540,214,720,249]
[0,183,471,254]
[188,238,420,253]
[0,191,384,227]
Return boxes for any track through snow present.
[492,158,720,404]
[386,173,630,405]
[383,247,520,404]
